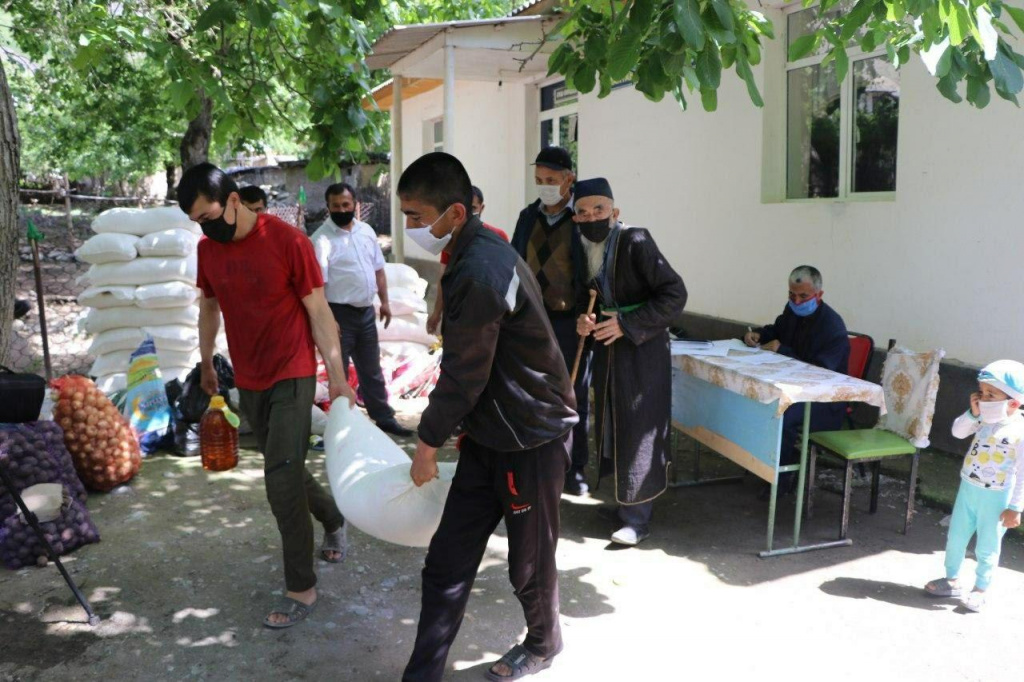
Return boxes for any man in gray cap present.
[511,147,592,496]
[574,178,688,545]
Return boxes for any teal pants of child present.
[945,479,1012,590]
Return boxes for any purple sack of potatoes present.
[0,422,99,569]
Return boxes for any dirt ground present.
[2,399,1023,682]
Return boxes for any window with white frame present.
[785,6,900,200]
[539,81,579,170]
[423,117,444,153]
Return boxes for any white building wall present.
[396,38,1024,366]
[398,79,528,262]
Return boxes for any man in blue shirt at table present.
[743,265,851,493]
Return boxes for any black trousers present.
[329,303,394,423]
[549,312,590,475]
[402,433,571,682]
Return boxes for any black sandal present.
[484,643,558,681]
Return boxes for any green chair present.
[807,343,945,539]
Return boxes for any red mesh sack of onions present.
[52,375,142,492]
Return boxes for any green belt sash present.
[602,301,646,314]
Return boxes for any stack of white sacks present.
[76,207,226,393]
[373,263,441,400]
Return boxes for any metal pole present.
[29,240,52,381]
[443,43,456,156]
[390,77,404,263]
[792,401,812,546]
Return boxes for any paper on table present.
[671,338,747,357]
[726,349,789,365]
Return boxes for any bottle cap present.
[209,395,227,409]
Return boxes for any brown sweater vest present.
[526,212,575,312]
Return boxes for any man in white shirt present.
[311,183,412,437]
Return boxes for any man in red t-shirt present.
[426,185,508,335]
[179,163,355,629]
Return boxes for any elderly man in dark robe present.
[575,178,687,546]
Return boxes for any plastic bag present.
[52,375,142,492]
[174,355,235,424]
[122,337,173,456]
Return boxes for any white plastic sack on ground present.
[311,405,327,436]
[95,374,127,394]
[325,401,454,548]
[84,305,198,335]
[384,263,428,299]
[91,348,200,378]
[85,257,197,287]
[75,233,140,265]
[134,282,198,309]
[78,285,137,309]
[379,341,433,359]
[92,206,201,236]
[378,313,436,346]
[136,228,199,258]
[374,287,428,316]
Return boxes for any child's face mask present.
[980,399,1011,424]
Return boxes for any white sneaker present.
[610,526,650,546]
[963,591,986,612]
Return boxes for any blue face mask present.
[788,297,820,317]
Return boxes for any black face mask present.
[578,218,613,243]
[330,211,355,227]
[200,210,237,244]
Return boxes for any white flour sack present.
[85,257,197,287]
[324,402,455,547]
[374,287,428,316]
[377,313,436,346]
[74,233,140,265]
[136,228,199,258]
[91,206,201,236]
[134,282,198,309]
[84,305,199,335]
[383,263,428,299]
[78,286,137,309]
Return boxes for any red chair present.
[845,332,875,428]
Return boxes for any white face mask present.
[979,399,1011,424]
[406,205,453,256]
[536,184,565,207]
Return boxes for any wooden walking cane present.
[570,289,598,384]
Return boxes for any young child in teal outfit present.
[925,360,1024,612]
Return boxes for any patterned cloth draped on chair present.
[875,346,945,448]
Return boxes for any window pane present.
[852,57,899,193]
[433,120,443,144]
[541,119,554,149]
[787,63,840,199]
[559,113,578,169]
[787,4,861,61]
[541,81,578,111]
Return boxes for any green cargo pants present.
[238,376,345,592]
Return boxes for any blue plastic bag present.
[122,336,173,455]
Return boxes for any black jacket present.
[417,217,579,452]
[510,199,590,314]
[757,301,850,374]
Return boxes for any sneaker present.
[377,418,414,437]
[610,526,650,546]
[963,591,986,612]
[563,470,589,496]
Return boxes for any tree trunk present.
[0,59,21,366]
[179,93,213,170]
[165,163,178,202]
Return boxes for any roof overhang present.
[367,15,563,80]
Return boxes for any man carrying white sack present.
[178,163,355,629]
[311,182,413,437]
[399,152,578,682]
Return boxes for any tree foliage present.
[550,0,1024,110]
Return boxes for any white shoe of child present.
[963,590,986,612]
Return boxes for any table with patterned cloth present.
[671,347,887,556]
